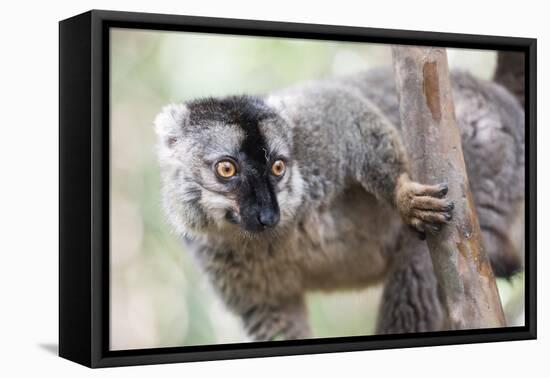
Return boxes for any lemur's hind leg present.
[376,229,448,334]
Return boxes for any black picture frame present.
[59,9,537,368]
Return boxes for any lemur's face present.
[155,96,304,237]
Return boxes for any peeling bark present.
[391,46,506,329]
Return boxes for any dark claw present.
[444,212,453,221]
[439,184,449,196]
[444,201,455,212]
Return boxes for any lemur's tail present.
[494,51,525,108]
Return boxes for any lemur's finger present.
[411,196,454,212]
[410,218,441,237]
[409,218,425,231]
[409,218,427,240]
[415,183,449,198]
[411,209,452,223]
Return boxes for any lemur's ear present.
[154,103,189,148]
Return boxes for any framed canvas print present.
[59,10,537,368]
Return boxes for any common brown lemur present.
[154,66,524,339]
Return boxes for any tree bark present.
[494,51,525,108]
[391,46,506,329]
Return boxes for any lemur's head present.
[154,95,304,238]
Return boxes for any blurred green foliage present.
[109,28,522,350]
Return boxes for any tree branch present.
[391,46,506,329]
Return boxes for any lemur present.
[154,64,524,339]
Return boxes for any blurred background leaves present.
[109,28,523,350]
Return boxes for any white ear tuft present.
[153,103,189,146]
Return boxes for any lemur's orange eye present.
[215,160,237,178]
[271,159,286,177]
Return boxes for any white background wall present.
[0,0,546,376]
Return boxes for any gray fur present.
[376,229,447,333]
[341,68,525,277]
[154,67,524,339]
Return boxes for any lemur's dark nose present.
[258,208,280,228]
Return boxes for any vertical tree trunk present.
[494,51,525,108]
[391,46,506,329]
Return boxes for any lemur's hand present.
[395,173,454,240]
